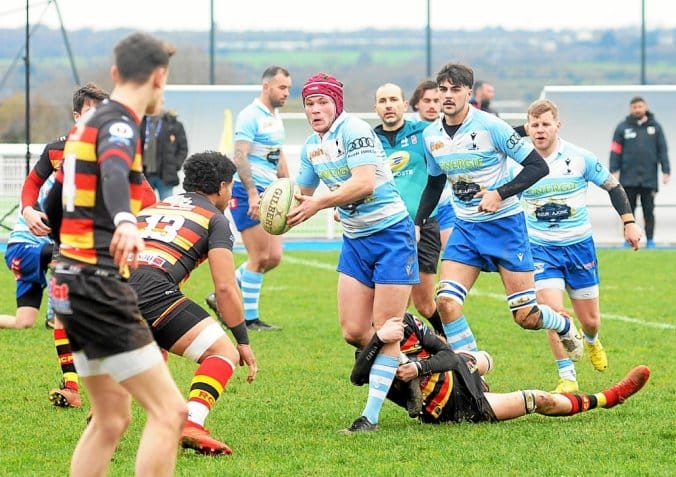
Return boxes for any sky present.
[0,0,674,32]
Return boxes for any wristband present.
[228,321,250,345]
[623,220,635,226]
[414,361,423,377]
[113,212,137,227]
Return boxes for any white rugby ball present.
[259,178,300,235]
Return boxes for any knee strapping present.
[183,322,226,362]
[520,390,538,414]
[507,289,537,314]
[436,280,467,305]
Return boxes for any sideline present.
[282,255,676,331]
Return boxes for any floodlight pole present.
[25,0,30,177]
[425,0,431,78]
[209,0,215,84]
[640,0,646,84]
[53,0,80,85]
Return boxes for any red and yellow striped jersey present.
[57,100,144,273]
[135,192,235,285]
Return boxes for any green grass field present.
[0,249,674,476]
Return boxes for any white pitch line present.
[284,255,675,330]
[466,290,675,330]
[284,255,336,271]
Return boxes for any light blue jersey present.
[423,107,534,222]
[374,119,436,219]
[297,113,408,238]
[522,138,610,246]
[8,174,55,246]
[233,98,285,188]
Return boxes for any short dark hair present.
[114,32,175,83]
[409,80,438,111]
[262,65,290,82]
[436,63,474,89]
[72,82,109,113]
[472,80,487,93]
[182,151,236,195]
[630,96,645,105]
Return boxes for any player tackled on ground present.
[352,314,649,424]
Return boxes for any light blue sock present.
[361,354,398,424]
[539,304,567,333]
[235,262,245,289]
[556,358,577,381]
[443,316,478,352]
[240,267,263,322]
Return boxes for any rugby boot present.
[181,421,232,455]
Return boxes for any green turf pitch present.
[0,249,674,476]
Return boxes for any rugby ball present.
[259,178,300,235]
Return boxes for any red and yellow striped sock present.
[561,393,604,415]
[54,328,78,391]
[187,355,235,425]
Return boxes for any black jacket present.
[609,111,670,190]
[141,112,188,186]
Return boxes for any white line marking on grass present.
[285,255,675,330]
[284,255,336,271]
[468,289,675,330]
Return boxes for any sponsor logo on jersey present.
[389,151,410,172]
[109,121,134,139]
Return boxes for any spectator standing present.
[609,96,670,248]
[142,109,188,200]
[470,80,498,116]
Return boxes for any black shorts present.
[51,263,154,360]
[421,352,498,424]
[418,217,441,274]
[129,267,210,350]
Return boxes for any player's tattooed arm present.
[233,140,255,192]
[601,174,633,218]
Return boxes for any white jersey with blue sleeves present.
[297,113,408,239]
[522,138,610,246]
[8,174,55,246]
[423,107,534,222]
[233,98,285,188]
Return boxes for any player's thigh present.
[373,283,411,327]
[499,268,536,296]
[570,296,601,328]
[439,260,481,291]
[240,224,273,259]
[337,273,375,336]
[85,374,132,422]
[121,361,186,419]
[535,286,566,310]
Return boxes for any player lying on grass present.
[351,313,649,427]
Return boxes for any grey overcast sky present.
[0,0,674,32]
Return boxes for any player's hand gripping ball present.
[259,178,301,235]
